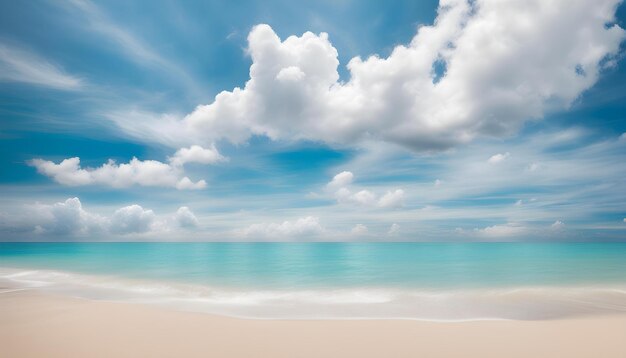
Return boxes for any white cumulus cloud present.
[351,224,369,236]
[551,220,565,230]
[109,205,156,234]
[327,171,354,190]
[327,172,405,209]
[475,223,527,238]
[168,144,226,166]
[387,223,400,236]
[488,152,510,164]
[237,216,325,239]
[30,197,105,235]
[344,190,378,206]
[378,189,406,209]
[175,177,207,190]
[0,198,205,238]
[109,0,625,152]
[28,145,223,190]
[174,206,199,228]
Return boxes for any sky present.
[0,0,625,242]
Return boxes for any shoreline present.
[2,289,626,358]
[3,266,626,321]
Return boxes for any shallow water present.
[2,242,626,320]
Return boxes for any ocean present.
[2,242,626,320]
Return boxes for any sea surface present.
[2,242,626,320]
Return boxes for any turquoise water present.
[2,243,626,319]
[2,242,626,289]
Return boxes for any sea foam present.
[2,267,626,321]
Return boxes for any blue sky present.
[0,0,625,241]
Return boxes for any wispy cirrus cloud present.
[58,0,167,66]
[52,0,203,96]
[0,42,83,90]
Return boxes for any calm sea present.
[2,242,626,320]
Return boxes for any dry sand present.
[1,289,625,358]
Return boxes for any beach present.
[2,288,626,358]
[2,243,626,357]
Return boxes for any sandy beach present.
[1,288,625,358]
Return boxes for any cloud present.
[109,205,155,234]
[0,198,107,236]
[0,197,201,238]
[550,220,565,230]
[378,189,405,209]
[0,198,104,236]
[488,152,510,164]
[526,162,540,172]
[351,224,369,236]
[327,171,354,190]
[28,148,215,190]
[30,197,106,235]
[174,206,199,228]
[327,171,405,208]
[341,189,377,206]
[0,42,82,90]
[468,221,564,240]
[322,125,626,241]
[109,0,625,152]
[175,177,207,190]
[55,0,200,94]
[387,223,400,236]
[168,145,226,166]
[237,216,324,239]
[475,223,527,238]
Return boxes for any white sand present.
[2,289,626,358]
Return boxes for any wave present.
[2,267,626,321]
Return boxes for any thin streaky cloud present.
[54,0,204,97]
[0,42,83,90]
[60,0,166,66]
